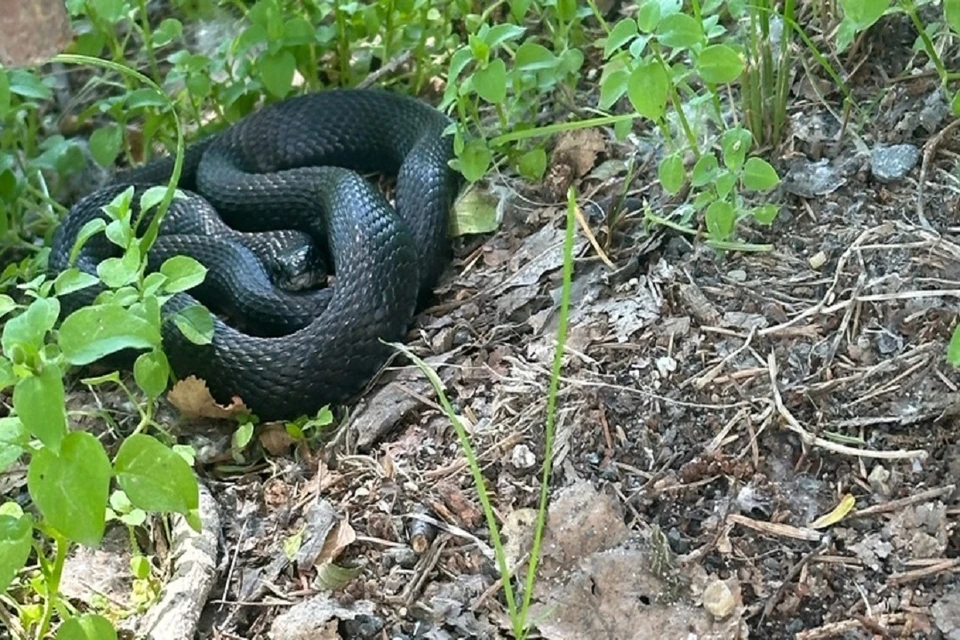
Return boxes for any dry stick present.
[917,117,960,229]
[767,352,928,461]
[761,537,831,621]
[849,484,956,518]
[888,558,960,585]
[683,327,757,390]
[759,225,886,337]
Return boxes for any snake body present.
[50,89,460,420]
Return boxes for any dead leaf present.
[551,128,607,178]
[317,519,356,565]
[260,423,296,456]
[167,375,249,420]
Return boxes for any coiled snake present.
[50,89,461,420]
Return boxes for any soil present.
[5,6,960,640]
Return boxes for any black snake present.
[50,89,461,420]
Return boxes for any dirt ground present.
[11,9,960,640]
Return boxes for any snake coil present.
[50,89,461,420]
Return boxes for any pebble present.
[871,144,920,183]
[511,444,536,469]
[702,578,737,619]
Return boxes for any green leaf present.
[160,256,207,293]
[948,324,960,367]
[696,44,744,84]
[715,171,737,200]
[839,0,889,29]
[69,218,107,264]
[125,88,169,110]
[114,434,200,527]
[55,613,118,640]
[741,157,781,191]
[153,18,183,47]
[691,154,720,187]
[482,23,526,47]
[658,153,686,194]
[90,0,124,22]
[0,69,10,119]
[0,512,32,593]
[60,304,162,365]
[89,125,124,168]
[233,422,254,449]
[96,244,141,288]
[0,417,28,473]
[54,269,100,297]
[657,13,705,49]
[173,304,215,345]
[133,350,169,399]
[721,128,753,171]
[599,67,629,110]
[517,148,547,180]
[0,295,16,319]
[752,204,780,225]
[139,185,171,216]
[2,298,59,356]
[473,58,508,104]
[705,200,736,241]
[515,42,557,72]
[13,364,67,453]
[28,432,112,547]
[627,61,669,121]
[259,49,296,98]
[948,0,960,35]
[605,19,638,57]
[637,0,663,32]
[457,138,492,183]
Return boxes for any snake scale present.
[50,89,461,420]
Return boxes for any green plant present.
[392,185,576,640]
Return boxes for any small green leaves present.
[948,324,960,367]
[13,364,67,453]
[28,431,112,547]
[473,58,508,103]
[742,157,781,191]
[89,124,124,168]
[114,434,201,531]
[56,614,118,640]
[605,19,638,57]
[627,61,669,121]
[0,510,32,593]
[657,13,705,49]
[705,200,736,241]
[658,153,686,194]
[134,350,170,398]
[160,256,207,293]
[172,304,215,345]
[696,45,744,84]
[260,49,296,98]
[457,139,493,183]
[59,304,162,365]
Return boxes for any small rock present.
[868,465,893,497]
[702,578,736,619]
[511,444,536,469]
[871,144,920,183]
[728,269,747,282]
[782,158,846,198]
[655,356,677,376]
[808,250,827,270]
[933,589,960,639]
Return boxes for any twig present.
[767,352,928,461]
[917,117,960,229]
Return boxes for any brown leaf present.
[550,128,607,178]
[260,424,296,456]
[0,0,72,67]
[317,519,356,565]
[167,375,249,420]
